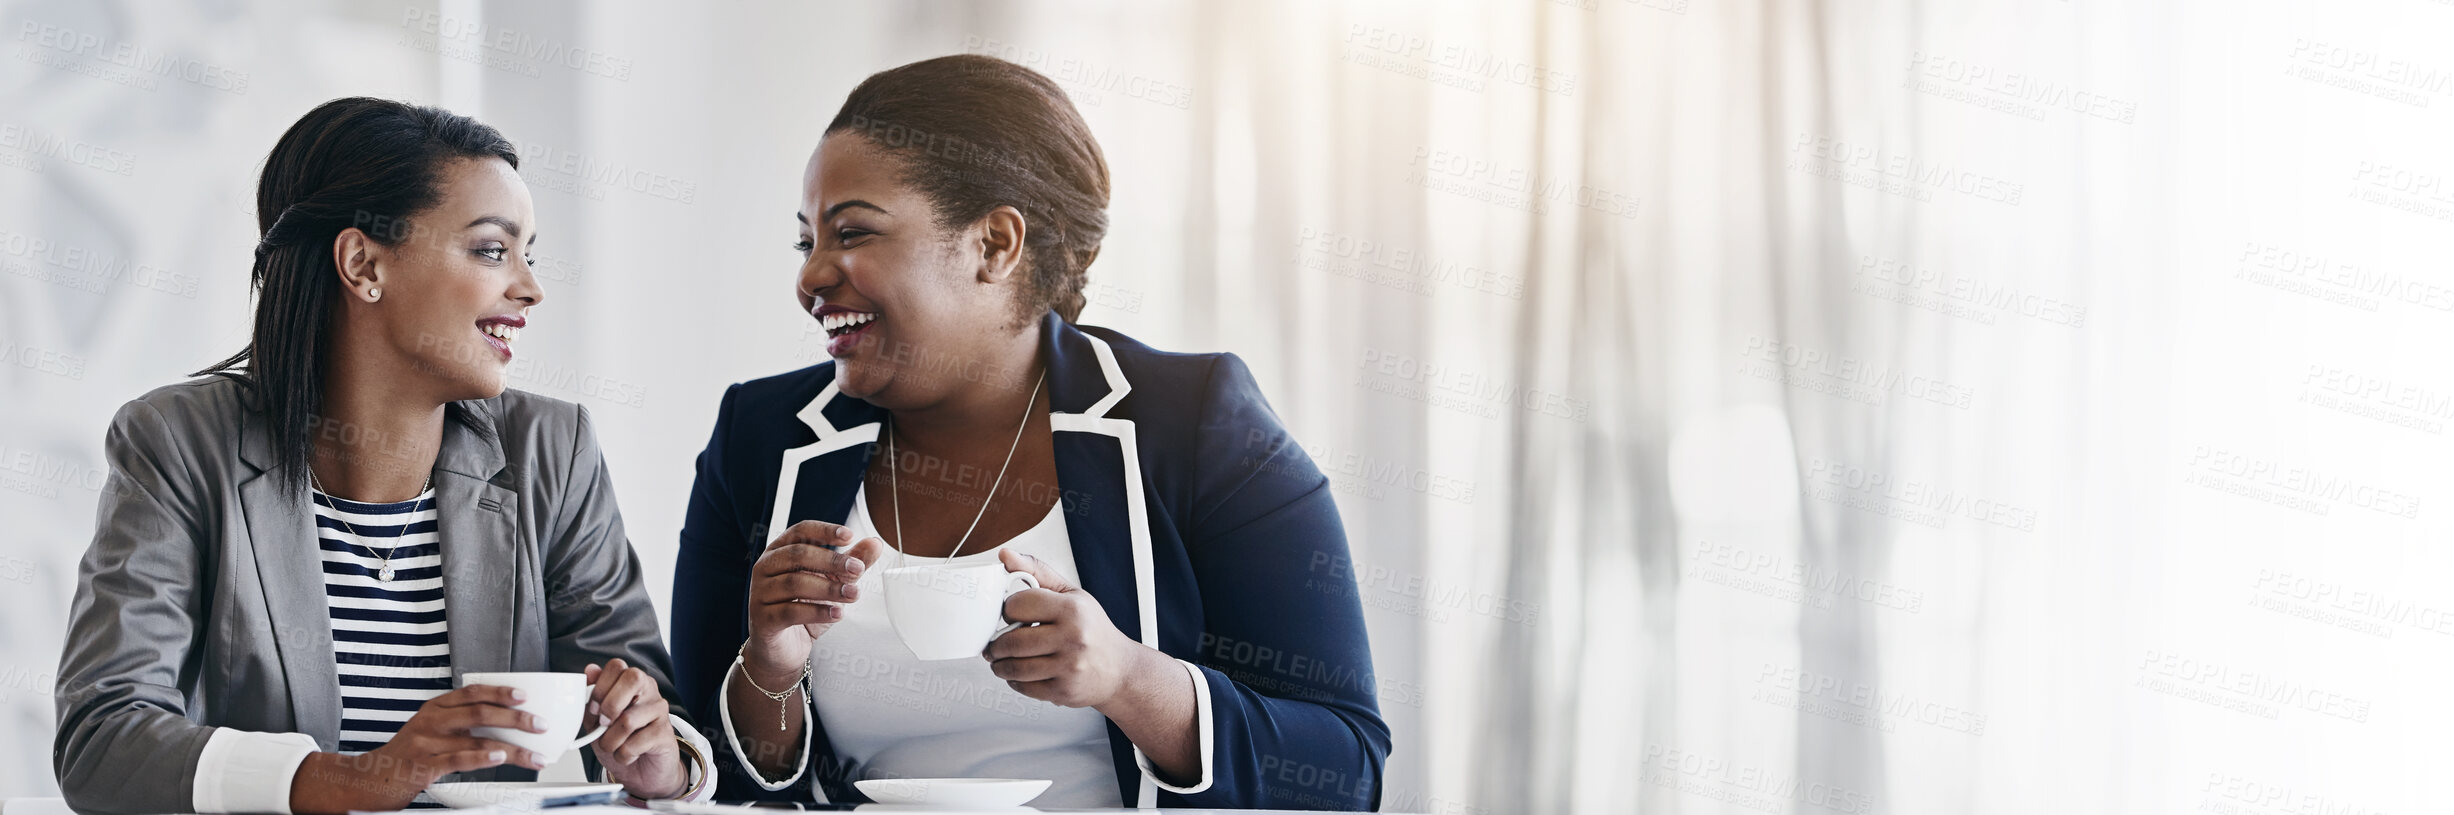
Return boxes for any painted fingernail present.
[488,750,507,762]
[510,689,527,703]
[599,714,612,726]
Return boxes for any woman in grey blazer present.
[53,98,715,815]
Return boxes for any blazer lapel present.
[235,417,341,748]
[434,402,522,677]
[1039,315,1146,644]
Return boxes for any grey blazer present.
[53,377,687,815]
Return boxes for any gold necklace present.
[885,373,1044,560]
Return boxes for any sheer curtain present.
[3,1,2445,811]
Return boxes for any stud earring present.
[367,288,381,302]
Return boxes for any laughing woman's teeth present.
[826,312,874,335]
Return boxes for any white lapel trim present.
[768,381,880,543]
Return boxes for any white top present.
[814,483,1122,808]
[716,485,1223,807]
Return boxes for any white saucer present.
[426,781,625,809]
[854,777,1052,807]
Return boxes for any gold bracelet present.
[734,645,809,731]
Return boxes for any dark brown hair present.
[825,54,1111,325]
[195,97,518,488]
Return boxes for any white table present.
[3,802,1420,815]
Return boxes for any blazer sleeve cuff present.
[718,665,813,791]
[192,728,319,814]
[1132,658,1216,795]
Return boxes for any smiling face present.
[340,156,544,402]
[796,134,1032,407]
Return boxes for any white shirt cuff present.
[717,663,813,791]
[672,713,722,803]
[192,728,318,814]
[1133,658,1215,795]
[596,714,722,802]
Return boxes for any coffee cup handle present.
[989,571,1042,639]
[570,681,610,750]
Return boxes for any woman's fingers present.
[600,703,668,763]
[753,571,860,605]
[589,658,630,706]
[987,654,1065,682]
[421,700,543,734]
[593,665,648,729]
[430,747,517,776]
[1000,587,1073,625]
[984,623,1063,661]
[763,521,857,558]
[593,668,674,765]
[756,599,842,628]
[843,536,888,570]
[998,549,1077,592]
[432,683,525,709]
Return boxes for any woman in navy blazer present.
[669,56,1387,810]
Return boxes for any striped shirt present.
[313,487,450,754]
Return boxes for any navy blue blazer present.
[671,313,1389,810]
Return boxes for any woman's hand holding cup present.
[290,684,547,813]
[745,520,887,686]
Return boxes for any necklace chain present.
[886,373,1044,561]
[308,466,432,583]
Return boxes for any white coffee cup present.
[880,563,1041,661]
[458,672,609,760]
